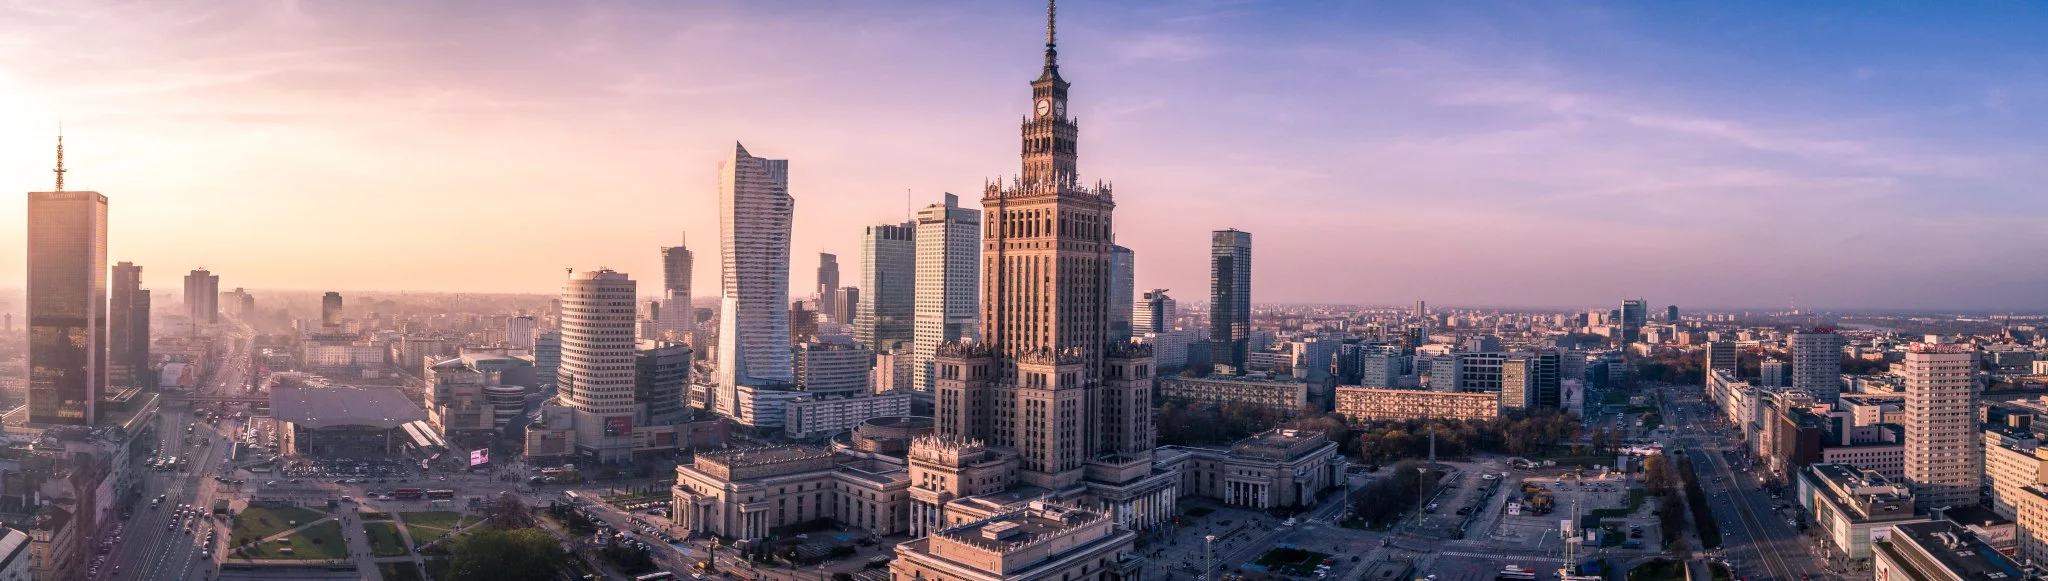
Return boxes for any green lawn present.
[424,558,452,581]
[364,521,410,557]
[231,505,329,546]
[243,520,349,560]
[360,511,394,521]
[380,562,427,581]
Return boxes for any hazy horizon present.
[4,1,2044,310]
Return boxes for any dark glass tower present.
[1209,229,1252,372]
[28,185,108,424]
[110,262,150,389]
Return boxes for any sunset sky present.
[2,1,2044,310]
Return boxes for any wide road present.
[94,329,252,581]
[1662,388,1826,581]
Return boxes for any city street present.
[1661,387,1828,581]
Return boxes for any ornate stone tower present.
[924,1,1175,534]
[928,0,1154,490]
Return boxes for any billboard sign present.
[469,448,489,467]
[604,416,633,437]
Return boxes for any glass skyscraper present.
[1210,229,1253,372]
[28,189,108,425]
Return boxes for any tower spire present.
[1040,0,1060,80]
[1047,0,1057,49]
[53,127,67,192]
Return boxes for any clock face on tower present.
[1035,99,1051,117]
[1053,100,1065,117]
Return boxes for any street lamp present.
[707,537,721,573]
[1204,535,1216,581]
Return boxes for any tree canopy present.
[447,527,569,581]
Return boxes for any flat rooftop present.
[1942,505,2011,529]
[935,503,1102,550]
[1882,521,2023,581]
[270,385,426,429]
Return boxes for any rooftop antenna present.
[53,125,67,192]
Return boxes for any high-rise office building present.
[222,287,254,320]
[789,300,818,343]
[27,141,107,425]
[1759,359,1790,387]
[1901,342,1981,510]
[1134,289,1175,334]
[534,330,562,388]
[1108,244,1134,342]
[714,144,796,417]
[816,252,840,323]
[183,268,219,327]
[930,10,1158,490]
[1665,305,1679,323]
[1619,299,1647,343]
[794,341,873,397]
[321,291,343,327]
[637,339,692,427]
[854,222,915,351]
[559,269,640,462]
[1706,341,1738,378]
[912,193,981,392]
[1531,349,1563,409]
[1210,229,1253,372]
[109,262,150,389]
[506,316,536,350]
[832,287,860,332]
[1790,328,1845,401]
[660,240,695,338]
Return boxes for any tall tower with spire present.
[27,133,108,425]
[933,0,1154,490]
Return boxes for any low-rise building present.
[670,445,911,539]
[1161,429,1345,510]
[1940,506,2016,558]
[1158,375,1308,415]
[1984,427,2046,520]
[1820,424,1905,482]
[890,500,1144,581]
[1840,394,1906,427]
[1333,387,1499,423]
[1794,463,1928,561]
[0,528,29,581]
[271,385,436,457]
[1873,520,2025,581]
[785,392,913,439]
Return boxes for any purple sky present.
[1,1,2044,310]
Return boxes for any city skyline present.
[3,2,2047,310]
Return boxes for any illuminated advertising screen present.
[469,448,489,466]
[604,416,632,437]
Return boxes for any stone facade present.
[1161,429,1345,510]
[671,445,910,540]
[891,501,1144,581]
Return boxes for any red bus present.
[425,489,455,500]
[393,488,423,500]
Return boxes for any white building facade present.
[716,144,796,417]
[560,269,640,462]
[912,193,981,392]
